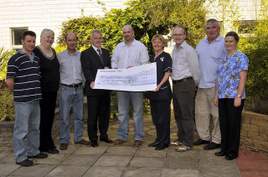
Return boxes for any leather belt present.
[172,77,193,84]
[61,83,82,88]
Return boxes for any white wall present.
[0,0,127,49]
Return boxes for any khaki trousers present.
[195,87,221,144]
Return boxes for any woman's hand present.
[234,97,241,107]
[154,85,160,92]
[213,96,218,106]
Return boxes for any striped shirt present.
[6,51,41,102]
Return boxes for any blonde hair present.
[151,34,167,48]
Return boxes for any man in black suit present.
[81,29,112,147]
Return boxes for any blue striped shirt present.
[6,51,42,102]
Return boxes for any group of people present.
[6,18,248,167]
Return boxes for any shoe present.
[28,152,48,159]
[193,139,210,146]
[75,139,90,145]
[134,140,143,147]
[170,140,183,146]
[203,142,221,150]
[59,144,68,150]
[113,139,126,145]
[148,141,160,147]
[155,144,169,150]
[100,138,113,143]
[175,144,191,152]
[225,153,237,160]
[16,159,33,167]
[215,151,225,156]
[90,140,99,147]
[47,148,59,154]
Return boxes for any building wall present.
[0,0,127,49]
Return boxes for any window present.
[10,27,28,48]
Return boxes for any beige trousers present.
[195,87,221,144]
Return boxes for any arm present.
[6,55,18,91]
[234,71,247,107]
[155,71,171,91]
[6,78,14,91]
[140,45,149,65]
[188,48,200,86]
[111,46,119,69]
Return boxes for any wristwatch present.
[236,94,242,98]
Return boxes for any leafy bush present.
[0,85,14,121]
[0,48,15,80]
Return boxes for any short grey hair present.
[40,28,54,38]
[90,29,102,38]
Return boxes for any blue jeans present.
[13,100,40,163]
[59,85,84,144]
[117,92,144,141]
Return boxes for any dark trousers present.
[39,91,57,152]
[173,79,195,146]
[218,98,244,157]
[150,99,171,146]
[87,94,110,141]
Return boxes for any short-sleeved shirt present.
[145,51,172,100]
[6,51,41,102]
[217,51,249,99]
[196,36,226,88]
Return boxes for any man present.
[171,25,200,152]
[58,32,89,150]
[194,19,226,150]
[81,30,112,147]
[6,31,47,167]
[112,25,149,147]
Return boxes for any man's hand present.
[90,81,95,89]
[5,78,14,91]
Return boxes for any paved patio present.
[0,115,243,177]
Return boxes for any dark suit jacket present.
[81,46,111,96]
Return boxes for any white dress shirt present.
[111,39,149,69]
[172,41,200,85]
[58,50,83,85]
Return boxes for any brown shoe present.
[75,139,90,145]
[59,144,68,150]
[114,139,126,145]
[134,140,143,147]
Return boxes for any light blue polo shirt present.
[196,36,226,88]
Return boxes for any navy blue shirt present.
[145,51,172,100]
[6,51,41,102]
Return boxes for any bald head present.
[65,32,77,52]
[122,24,134,43]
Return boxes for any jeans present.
[13,100,40,163]
[117,92,144,141]
[59,85,84,144]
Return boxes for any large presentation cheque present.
[94,63,157,91]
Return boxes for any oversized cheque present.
[94,63,157,91]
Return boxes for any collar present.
[65,49,79,56]
[123,39,136,47]
[205,35,223,43]
[19,49,35,58]
[92,45,101,53]
[175,41,187,49]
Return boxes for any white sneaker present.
[175,144,191,152]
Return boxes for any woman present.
[34,29,60,154]
[146,34,172,150]
[215,31,248,160]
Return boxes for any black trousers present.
[87,94,110,141]
[218,98,244,157]
[173,79,195,146]
[149,99,171,146]
[39,91,57,152]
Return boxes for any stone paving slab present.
[129,157,165,168]
[94,155,132,167]
[123,168,161,177]
[135,147,167,158]
[161,169,200,177]
[74,146,108,155]
[62,154,99,166]
[9,164,55,177]
[46,165,88,177]
[0,164,19,177]
[105,146,137,156]
[83,166,124,177]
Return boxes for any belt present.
[172,77,193,84]
[61,83,82,88]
